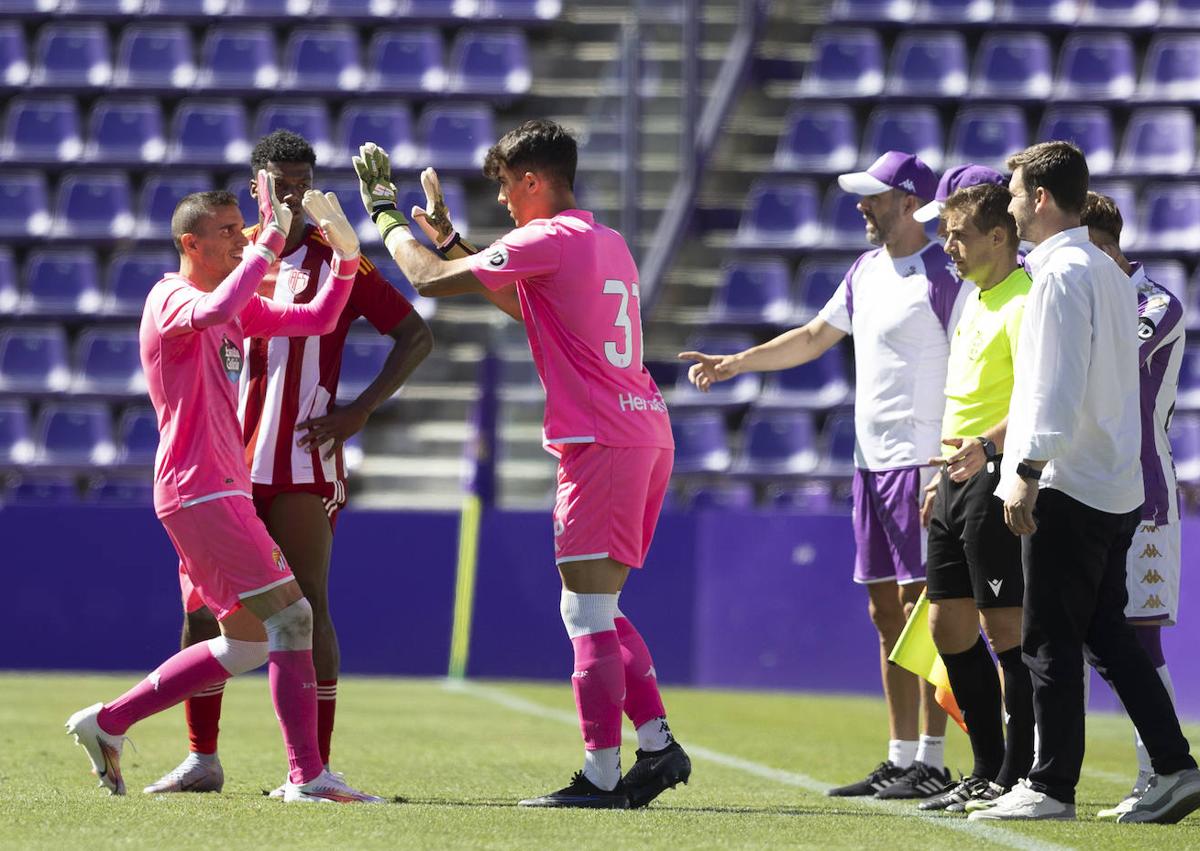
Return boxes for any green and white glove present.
[352,142,398,213]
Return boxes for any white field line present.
[448,680,1077,851]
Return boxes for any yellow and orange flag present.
[888,591,968,733]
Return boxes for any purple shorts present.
[852,466,928,586]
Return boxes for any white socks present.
[916,735,945,771]
[889,739,917,768]
[583,747,621,791]
[636,717,674,753]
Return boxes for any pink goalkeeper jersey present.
[468,209,672,454]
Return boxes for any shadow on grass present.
[393,797,943,818]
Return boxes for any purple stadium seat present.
[170,99,250,166]
[22,249,102,316]
[672,333,761,408]
[53,172,135,239]
[113,24,196,90]
[1037,107,1115,175]
[768,480,835,512]
[793,258,855,320]
[32,23,112,88]
[283,26,364,92]
[36,402,115,466]
[734,181,821,249]
[1162,0,1200,25]
[708,260,792,325]
[480,0,563,20]
[367,28,446,93]
[317,176,374,244]
[225,177,258,229]
[0,399,33,465]
[84,476,154,504]
[404,0,478,19]
[670,410,731,474]
[0,171,51,238]
[74,327,145,396]
[2,96,81,162]
[1169,415,1200,482]
[115,407,159,465]
[997,0,1079,21]
[915,0,995,22]
[946,106,1027,173]
[0,249,15,315]
[816,410,857,475]
[85,97,165,164]
[1055,33,1135,100]
[732,411,819,476]
[338,101,416,167]
[418,103,495,170]
[800,28,884,97]
[1090,180,1139,246]
[0,22,30,88]
[198,25,278,91]
[885,31,967,97]
[685,482,755,511]
[337,333,392,402]
[971,32,1052,99]
[774,104,857,172]
[1082,0,1161,24]
[1144,259,1187,298]
[137,172,211,239]
[0,325,70,393]
[831,0,915,21]
[1118,108,1195,175]
[144,0,232,14]
[758,347,851,411]
[822,187,869,250]
[1136,183,1200,251]
[229,0,313,13]
[254,100,334,164]
[1139,34,1200,100]
[1188,268,1200,331]
[448,28,530,96]
[6,475,79,505]
[107,250,174,317]
[1176,347,1200,409]
[859,106,942,170]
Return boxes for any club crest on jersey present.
[219,336,243,382]
[484,244,509,268]
[284,268,311,295]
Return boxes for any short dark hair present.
[250,129,316,173]
[483,119,577,190]
[1005,140,1089,215]
[941,183,1018,247]
[1080,190,1123,243]
[171,190,239,253]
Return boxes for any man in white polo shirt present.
[681,151,971,800]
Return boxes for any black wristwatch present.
[1015,461,1042,481]
[975,436,997,462]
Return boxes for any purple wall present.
[3,505,1196,720]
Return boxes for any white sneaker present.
[967,778,1075,821]
[1118,768,1200,824]
[65,703,126,796]
[1096,774,1149,821]
[143,753,224,794]
[282,768,385,804]
[268,764,333,798]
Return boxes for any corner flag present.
[888,591,967,733]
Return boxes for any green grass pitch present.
[2,672,1198,849]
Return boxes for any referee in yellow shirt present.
[917,183,1034,813]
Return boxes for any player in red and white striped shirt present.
[145,130,432,796]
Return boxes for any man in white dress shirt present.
[971,141,1200,825]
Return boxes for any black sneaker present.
[919,774,993,811]
[874,761,952,799]
[518,772,630,809]
[622,742,692,809]
[950,778,1005,813]
[826,761,907,797]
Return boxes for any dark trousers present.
[1022,488,1195,803]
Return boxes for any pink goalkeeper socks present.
[570,630,625,751]
[268,649,324,785]
[97,640,231,736]
[615,616,666,728]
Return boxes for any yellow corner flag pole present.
[447,349,499,681]
[888,590,967,733]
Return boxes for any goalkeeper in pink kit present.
[64,172,381,804]
[357,119,688,808]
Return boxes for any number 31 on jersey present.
[603,279,643,370]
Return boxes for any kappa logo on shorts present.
[1138,543,1163,559]
[1140,524,1159,534]
[1141,568,1165,584]
[1143,594,1166,610]
[987,579,1004,597]
[271,546,287,572]
[484,244,509,268]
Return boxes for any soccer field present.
[4,673,1198,849]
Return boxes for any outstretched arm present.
[678,317,846,392]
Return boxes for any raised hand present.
[410,167,455,244]
[352,142,400,217]
[256,169,293,238]
[302,190,360,260]
[677,350,742,392]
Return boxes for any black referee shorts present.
[926,455,1023,609]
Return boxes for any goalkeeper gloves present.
[352,142,410,243]
[251,169,292,263]
[302,190,360,277]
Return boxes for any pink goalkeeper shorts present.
[552,444,673,569]
[167,495,294,619]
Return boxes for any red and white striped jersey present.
[238,225,413,488]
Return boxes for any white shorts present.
[1124,521,1181,626]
